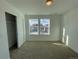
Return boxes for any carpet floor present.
[10,41,78,59]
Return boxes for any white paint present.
[63,8,78,53]
[5,0,77,15]
[63,27,65,36]
[66,35,69,46]
[0,0,25,59]
[62,27,65,43]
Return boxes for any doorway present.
[5,12,17,58]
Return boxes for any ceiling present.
[5,0,77,15]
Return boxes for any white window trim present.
[40,19,50,35]
[29,18,50,35]
[29,19,39,35]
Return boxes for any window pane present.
[40,19,50,35]
[29,19,39,35]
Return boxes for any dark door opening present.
[5,12,17,58]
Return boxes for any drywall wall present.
[62,8,78,53]
[25,15,62,41]
[0,0,25,59]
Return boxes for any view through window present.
[40,19,50,35]
[29,19,50,35]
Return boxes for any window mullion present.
[38,18,40,35]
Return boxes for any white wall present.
[25,15,62,41]
[0,0,25,59]
[62,8,78,53]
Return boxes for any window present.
[40,19,50,35]
[29,19,50,35]
[29,19,39,35]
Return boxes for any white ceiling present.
[5,0,77,15]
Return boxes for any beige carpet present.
[10,42,78,59]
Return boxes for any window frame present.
[29,19,39,35]
[39,18,50,35]
[29,18,50,35]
